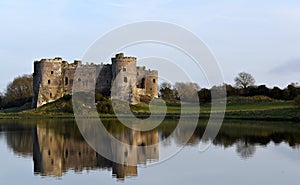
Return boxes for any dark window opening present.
[50,93,52,98]
[150,88,152,91]
[124,150,128,157]
[65,77,69,85]
[141,78,145,88]
[48,80,51,84]
[153,79,156,83]
[124,77,128,83]
[123,67,126,72]
[48,150,51,156]
[107,80,109,84]
[51,71,54,74]
[78,78,81,82]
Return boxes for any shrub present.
[294,96,300,106]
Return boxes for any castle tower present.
[32,58,64,108]
[145,70,158,98]
[111,53,139,104]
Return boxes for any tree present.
[174,82,200,102]
[0,92,3,108]
[3,74,33,108]
[159,82,176,101]
[234,72,255,89]
[294,96,300,106]
[269,86,283,100]
[283,84,298,100]
[224,84,238,97]
[236,140,256,159]
[198,88,211,103]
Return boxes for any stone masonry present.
[32,53,158,108]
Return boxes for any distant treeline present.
[159,82,300,103]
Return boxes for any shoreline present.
[1,108,299,122]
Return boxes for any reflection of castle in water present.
[3,120,300,179]
[33,125,158,179]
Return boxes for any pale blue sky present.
[0,0,300,91]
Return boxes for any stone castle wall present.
[33,125,159,178]
[32,53,158,108]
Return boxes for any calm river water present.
[0,119,299,185]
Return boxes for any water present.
[0,119,299,185]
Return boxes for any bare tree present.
[174,82,200,102]
[234,72,255,89]
[3,74,33,107]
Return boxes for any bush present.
[294,96,300,106]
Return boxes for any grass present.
[0,95,299,121]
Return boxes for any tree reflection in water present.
[1,119,300,180]
[236,140,256,159]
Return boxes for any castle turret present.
[111,53,139,104]
[32,57,64,108]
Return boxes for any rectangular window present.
[124,77,128,83]
[51,71,54,74]
[65,77,69,85]
[153,79,156,83]
[123,67,126,72]
[50,93,52,98]
[48,80,51,85]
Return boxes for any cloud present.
[270,58,300,74]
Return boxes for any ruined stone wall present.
[32,53,158,108]
[62,62,77,94]
[71,63,98,94]
[136,66,158,98]
[96,64,112,96]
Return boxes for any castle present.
[33,123,159,179]
[32,53,158,108]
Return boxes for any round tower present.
[32,57,63,108]
[145,70,158,98]
[111,53,139,103]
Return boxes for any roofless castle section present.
[32,53,158,108]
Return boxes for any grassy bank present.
[0,96,299,121]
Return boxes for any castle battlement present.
[32,53,158,108]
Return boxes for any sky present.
[0,0,300,91]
